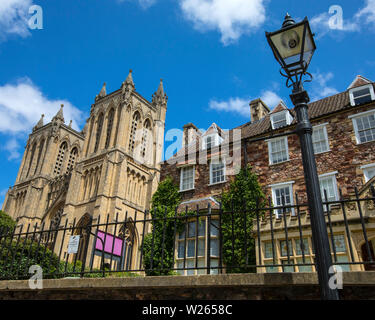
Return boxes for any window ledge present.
[314,149,331,155]
[355,139,375,146]
[179,188,195,193]
[208,181,227,187]
[269,159,290,166]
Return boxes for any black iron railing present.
[1,185,375,280]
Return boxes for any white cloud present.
[0,0,33,40]
[260,90,282,109]
[0,78,83,160]
[355,0,375,25]
[208,90,282,117]
[3,138,21,160]
[310,71,339,102]
[179,0,267,45]
[209,97,250,117]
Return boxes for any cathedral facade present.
[2,71,167,268]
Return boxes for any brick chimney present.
[182,123,200,147]
[249,99,270,122]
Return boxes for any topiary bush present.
[221,165,265,273]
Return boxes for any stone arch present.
[118,217,139,271]
[26,142,37,178]
[94,113,104,153]
[53,141,68,176]
[105,107,115,149]
[128,111,141,153]
[74,213,93,262]
[66,146,79,172]
[34,136,46,175]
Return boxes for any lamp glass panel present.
[269,24,305,61]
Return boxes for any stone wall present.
[1,272,375,300]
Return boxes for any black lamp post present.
[266,14,339,300]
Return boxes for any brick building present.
[160,75,375,273]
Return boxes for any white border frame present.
[312,123,330,154]
[318,171,339,202]
[267,136,290,165]
[270,181,294,218]
[209,158,226,186]
[349,109,375,145]
[270,110,293,130]
[360,163,375,182]
[179,165,195,192]
[348,84,375,107]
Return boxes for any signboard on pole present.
[67,235,80,254]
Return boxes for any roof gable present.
[347,75,373,90]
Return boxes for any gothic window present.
[94,113,104,153]
[119,220,136,271]
[26,143,37,178]
[34,138,45,175]
[67,147,78,172]
[75,213,92,262]
[128,112,140,153]
[51,207,63,229]
[86,118,95,156]
[54,142,68,176]
[141,119,151,158]
[105,109,115,149]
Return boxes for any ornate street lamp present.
[266,14,316,91]
[266,14,339,300]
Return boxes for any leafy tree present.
[0,211,16,232]
[221,165,265,273]
[142,176,181,276]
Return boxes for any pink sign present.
[95,231,123,256]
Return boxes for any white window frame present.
[209,159,226,185]
[267,136,289,165]
[349,109,375,144]
[270,110,293,130]
[180,166,195,192]
[349,84,375,107]
[361,163,375,182]
[202,134,223,150]
[175,217,220,276]
[312,123,330,154]
[318,172,339,207]
[269,181,295,217]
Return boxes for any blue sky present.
[0,0,375,206]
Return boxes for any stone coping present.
[1,272,375,292]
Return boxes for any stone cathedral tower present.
[2,71,167,268]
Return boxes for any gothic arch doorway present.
[119,219,137,271]
[74,213,92,263]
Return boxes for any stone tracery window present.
[54,142,68,176]
[67,147,78,172]
[105,109,115,149]
[34,138,45,175]
[141,119,151,158]
[119,220,136,271]
[94,113,104,153]
[128,112,140,153]
[26,143,37,178]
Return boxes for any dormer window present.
[203,134,222,150]
[349,84,375,107]
[270,111,293,129]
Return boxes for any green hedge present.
[0,237,140,280]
